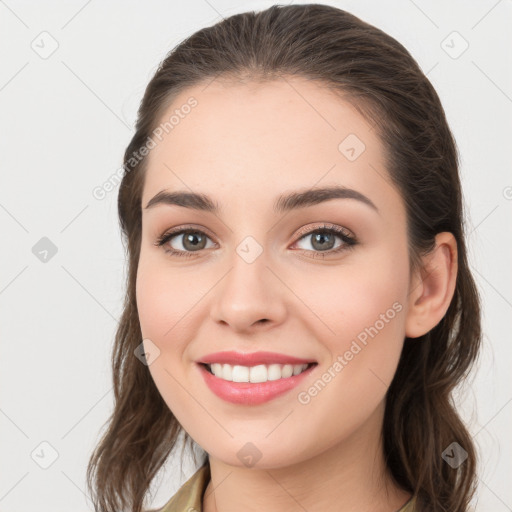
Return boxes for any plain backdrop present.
[0,1,511,511]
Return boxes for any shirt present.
[149,462,417,512]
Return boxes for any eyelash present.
[154,223,357,259]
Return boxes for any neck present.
[202,401,411,512]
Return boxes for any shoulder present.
[397,496,417,512]
[146,462,211,512]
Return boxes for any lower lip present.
[197,363,317,405]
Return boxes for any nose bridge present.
[210,233,285,330]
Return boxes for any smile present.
[204,362,314,382]
[197,362,318,405]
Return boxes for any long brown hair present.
[86,4,482,511]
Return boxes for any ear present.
[405,232,458,338]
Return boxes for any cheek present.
[336,256,408,385]
[289,256,408,442]
[136,258,199,417]
[136,261,170,339]
[301,253,408,341]
[296,244,410,395]
[136,254,198,341]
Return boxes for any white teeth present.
[221,363,232,381]
[208,363,310,382]
[232,365,249,382]
[292,364,304,376]
[250,364,267,383]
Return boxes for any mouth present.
[196,360,318,405]
[199,362,318,383]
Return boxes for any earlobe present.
[405,232,458,339]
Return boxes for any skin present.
[136,76,458,512]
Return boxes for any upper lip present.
[197,351,317,366]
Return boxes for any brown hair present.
[86,4,482,511]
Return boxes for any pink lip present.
[197,362,317,405]
[197,350,316,366]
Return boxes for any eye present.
[154,223,357,259]
[155,226,216,258]
[291,223,357,258]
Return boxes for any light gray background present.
[0,1,511,511]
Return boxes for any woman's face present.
[137,77,413,468]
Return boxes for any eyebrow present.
[144,185,379,214]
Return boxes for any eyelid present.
[155,223,217,243]
[294,222,354,240]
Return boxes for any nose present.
[209,250,287,333]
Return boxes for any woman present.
[86,4,482,511]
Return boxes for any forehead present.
[141,76,398,215]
